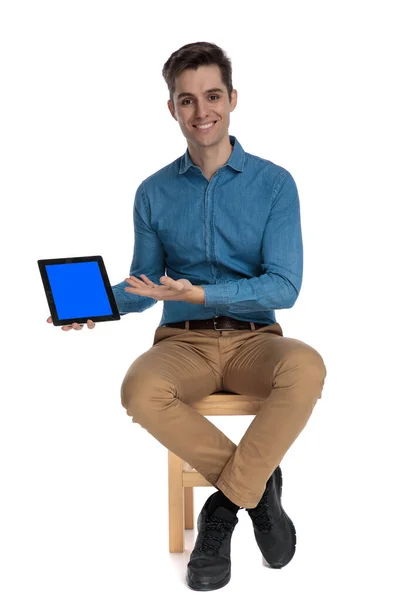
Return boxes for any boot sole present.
[263,513,297,569]
[186,570,231,591]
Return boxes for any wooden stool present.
[168,391,262,552]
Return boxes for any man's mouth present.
[193,121,217,130]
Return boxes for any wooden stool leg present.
[168,450,184,552]
[184,487,194,530]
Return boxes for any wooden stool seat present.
[167,391,262,552]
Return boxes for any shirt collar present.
[179,134,244,175]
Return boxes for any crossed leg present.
[215,333,327,506]
[120,327,327,508]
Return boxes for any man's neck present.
[187,136,233,181]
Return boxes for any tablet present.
[38,255,120,326]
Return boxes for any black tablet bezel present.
[38,255,121,326]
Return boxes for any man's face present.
[167,64,237,150]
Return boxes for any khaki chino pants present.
[120,321,327,509]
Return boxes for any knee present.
[300,347,327,383]
[297,348,327,396]
[120,377,145,419]
[279,344,327,392]
[120,375,174,422]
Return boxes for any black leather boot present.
[246,465,296,568]
[186,492,239,591]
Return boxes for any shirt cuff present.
[202,283,230,308]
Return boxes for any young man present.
[112,42,327,591]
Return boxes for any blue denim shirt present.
[111,135,303,327]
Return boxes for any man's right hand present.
[47,316,96,331]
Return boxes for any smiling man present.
[167,64,237,181]
[111,42,327,592]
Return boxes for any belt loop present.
[250,321,255,331]
[185,320,190,330]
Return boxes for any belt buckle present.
[213,316,235,331]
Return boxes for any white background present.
[1,0,399,598]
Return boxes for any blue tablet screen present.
[46,261,112,319]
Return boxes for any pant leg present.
[120,325,237,486]
[215,330,328,508]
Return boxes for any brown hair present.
[162,41,233,107]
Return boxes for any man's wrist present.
[188,285,205,304]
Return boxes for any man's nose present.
[195,100,210,119]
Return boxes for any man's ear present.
[230,89,238,112]
[167,99,177,121]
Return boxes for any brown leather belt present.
[163,316,269,331]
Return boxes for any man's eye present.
[181,95,220,105]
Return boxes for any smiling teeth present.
[195,122,214,129]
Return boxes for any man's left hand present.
[124,274,205,304]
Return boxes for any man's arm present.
[187,286,206,304]
[201,172,303,312]
[112,183,165,315]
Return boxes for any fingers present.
[160,275,183,289]
[47,316,95,331]
[63,323,83,331]
[140,274,156,286]
[62,320,95,331]
[126,274,156,287]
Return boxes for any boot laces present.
[200,515,236,556]
[248,491,274,532]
